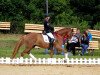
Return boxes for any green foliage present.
[94,22,100,30]
[0,0,100,33]
[70,0,100,28]
[10,20,24,34]
[72,20,89,32]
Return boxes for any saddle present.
[42,31,55,49]
[42,34,55,43]
[42,30,55,42]
[42,34,49,43]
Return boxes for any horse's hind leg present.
[21,47,36,60]
[21,47,32,57]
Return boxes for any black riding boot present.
[49,38,54,50]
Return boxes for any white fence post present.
[47,58,51,64]
[57,58,62,64]
[38,58,42,64]
[5,57,10,64]
[51,58,56,64]
[97,58,100,64]
[79,58,83,64]
[88,58,92,64]
[66,58,70,64]
[62,58,65,64]
[34,58,37,64]
[11,58,17,64]
[75,58,78,64]
[84,58,87,64]
[29,58,33,64]
[0,57,5,64]
[25,58,28,64]
[16,58,20,64]
[42,58,46,64]
[93,58,96,64]
[19,57,24,64]
[70,58,74,64]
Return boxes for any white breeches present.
[47,33,54,39]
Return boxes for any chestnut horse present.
[12,28,73,58]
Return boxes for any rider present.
[43,15,55,50]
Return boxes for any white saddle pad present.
[42,34,49,43]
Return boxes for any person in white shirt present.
[66,33,78,56]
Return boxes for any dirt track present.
[0,65,100,75]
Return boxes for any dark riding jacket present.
[44,20,54,33]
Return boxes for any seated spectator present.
[85,29,92,41]
[66,33,78,56]
[85,29,92,53]
[80,32,89,56]
[75,29,82,47]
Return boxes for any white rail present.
[0,57,100,65]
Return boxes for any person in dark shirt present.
[43,16,54,50]
[80,31,89,56]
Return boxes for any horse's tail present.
[11,35,25,58]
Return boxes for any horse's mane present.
[55,27,72,34]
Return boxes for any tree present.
[70,0,100,29]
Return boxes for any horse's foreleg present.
[29,53,36,60]
[50,49,54,58]
[55,45,69,59]
[55,45,66,53]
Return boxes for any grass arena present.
[0,34,100,75]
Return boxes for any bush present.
[71,20,89,32]
[10,21,24,34]
[94,22,100,30]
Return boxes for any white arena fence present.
[0,57,100,65]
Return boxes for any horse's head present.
[54,27,73,39]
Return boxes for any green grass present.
[0,34,100,59]
[69,50,100,59]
